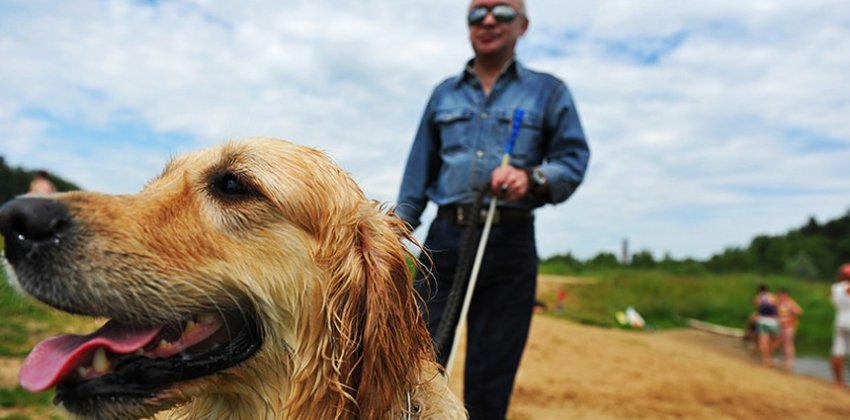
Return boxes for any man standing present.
[831,263,850,388]
[395,1,590,417]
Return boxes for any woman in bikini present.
[754,284,780,367]
[777,288,803,371]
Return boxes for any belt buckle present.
[480,208,500,225]
[455,206,467,226]
[455,206,500,225]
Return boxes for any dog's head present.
[0,138,434,419]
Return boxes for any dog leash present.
[431,188,485,359]
[444,109,525,375]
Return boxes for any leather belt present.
[437,204,532,226]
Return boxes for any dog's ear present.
[321,202,432,418]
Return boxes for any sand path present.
[450,316,850,419]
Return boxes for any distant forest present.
[704,214,850,280]
[543,210,850,282]
[0,156,81,204]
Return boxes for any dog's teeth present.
[185,320,197,332]
[93,348,111,373]
[198,312,217,325]
[78,366,89,378]
[157,339,173,351]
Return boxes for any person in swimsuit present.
[776,288,803,371]
[753,284,780,367]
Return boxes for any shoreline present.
[450,315,850,419]
[660,325,849,386]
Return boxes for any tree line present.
[0,156,80,204]
[542,210,850,282]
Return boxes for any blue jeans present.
[415,216,537,420]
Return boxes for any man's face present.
[467,0,528,60]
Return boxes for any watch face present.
[532,168,546,186]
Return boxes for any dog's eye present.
[212,172,252,199]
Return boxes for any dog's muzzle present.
[0,197,73,265]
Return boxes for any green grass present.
[0,387,53,408]
[0,386,61,420]
[0,272,58,358]
[537,268,835,357]
[0,265,103,360]
[0,268,69,418]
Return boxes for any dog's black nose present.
[0,197,72,265]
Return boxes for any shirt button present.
[476,150,484,158]
[480,112,488,119]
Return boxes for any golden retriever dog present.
[0,137,466,419]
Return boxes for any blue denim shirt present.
[396,59,590,229]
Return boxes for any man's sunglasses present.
[467,4,519,26]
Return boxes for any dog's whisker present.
[166,275,247,344]
[139,278,183,326]
[1,137,466,419]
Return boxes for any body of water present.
[793,356,849,386]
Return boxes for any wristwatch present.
[527,167,547,193]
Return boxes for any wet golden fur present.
[9,138,465,419]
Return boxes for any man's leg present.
[832,355,844,388]
[414,218,464,365]
[757,330,773,367]
[781,327,795,370]
[832,329,849,388]
[463,221,537,419]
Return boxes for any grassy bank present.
[536,268,835,357]
[0,251,100,358]
[0,268,55,417]
[0,273,55,358]
[0,267,102,418]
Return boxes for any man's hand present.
[490,165,529,201]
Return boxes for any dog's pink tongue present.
[19,321,162,392]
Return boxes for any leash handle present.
[499,108,525,192]
[503,108,525,158]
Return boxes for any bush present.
[537,268,835,356]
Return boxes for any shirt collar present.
[456,57,523,88]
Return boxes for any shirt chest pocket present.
[434,108,474,155]
[496,110,544,166]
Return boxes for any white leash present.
[444,108,525,376]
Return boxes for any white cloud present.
[1,0,848,260]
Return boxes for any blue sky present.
[1,0,849,260]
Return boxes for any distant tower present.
[621,237,630,265]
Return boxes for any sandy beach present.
[450,315,850,419]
